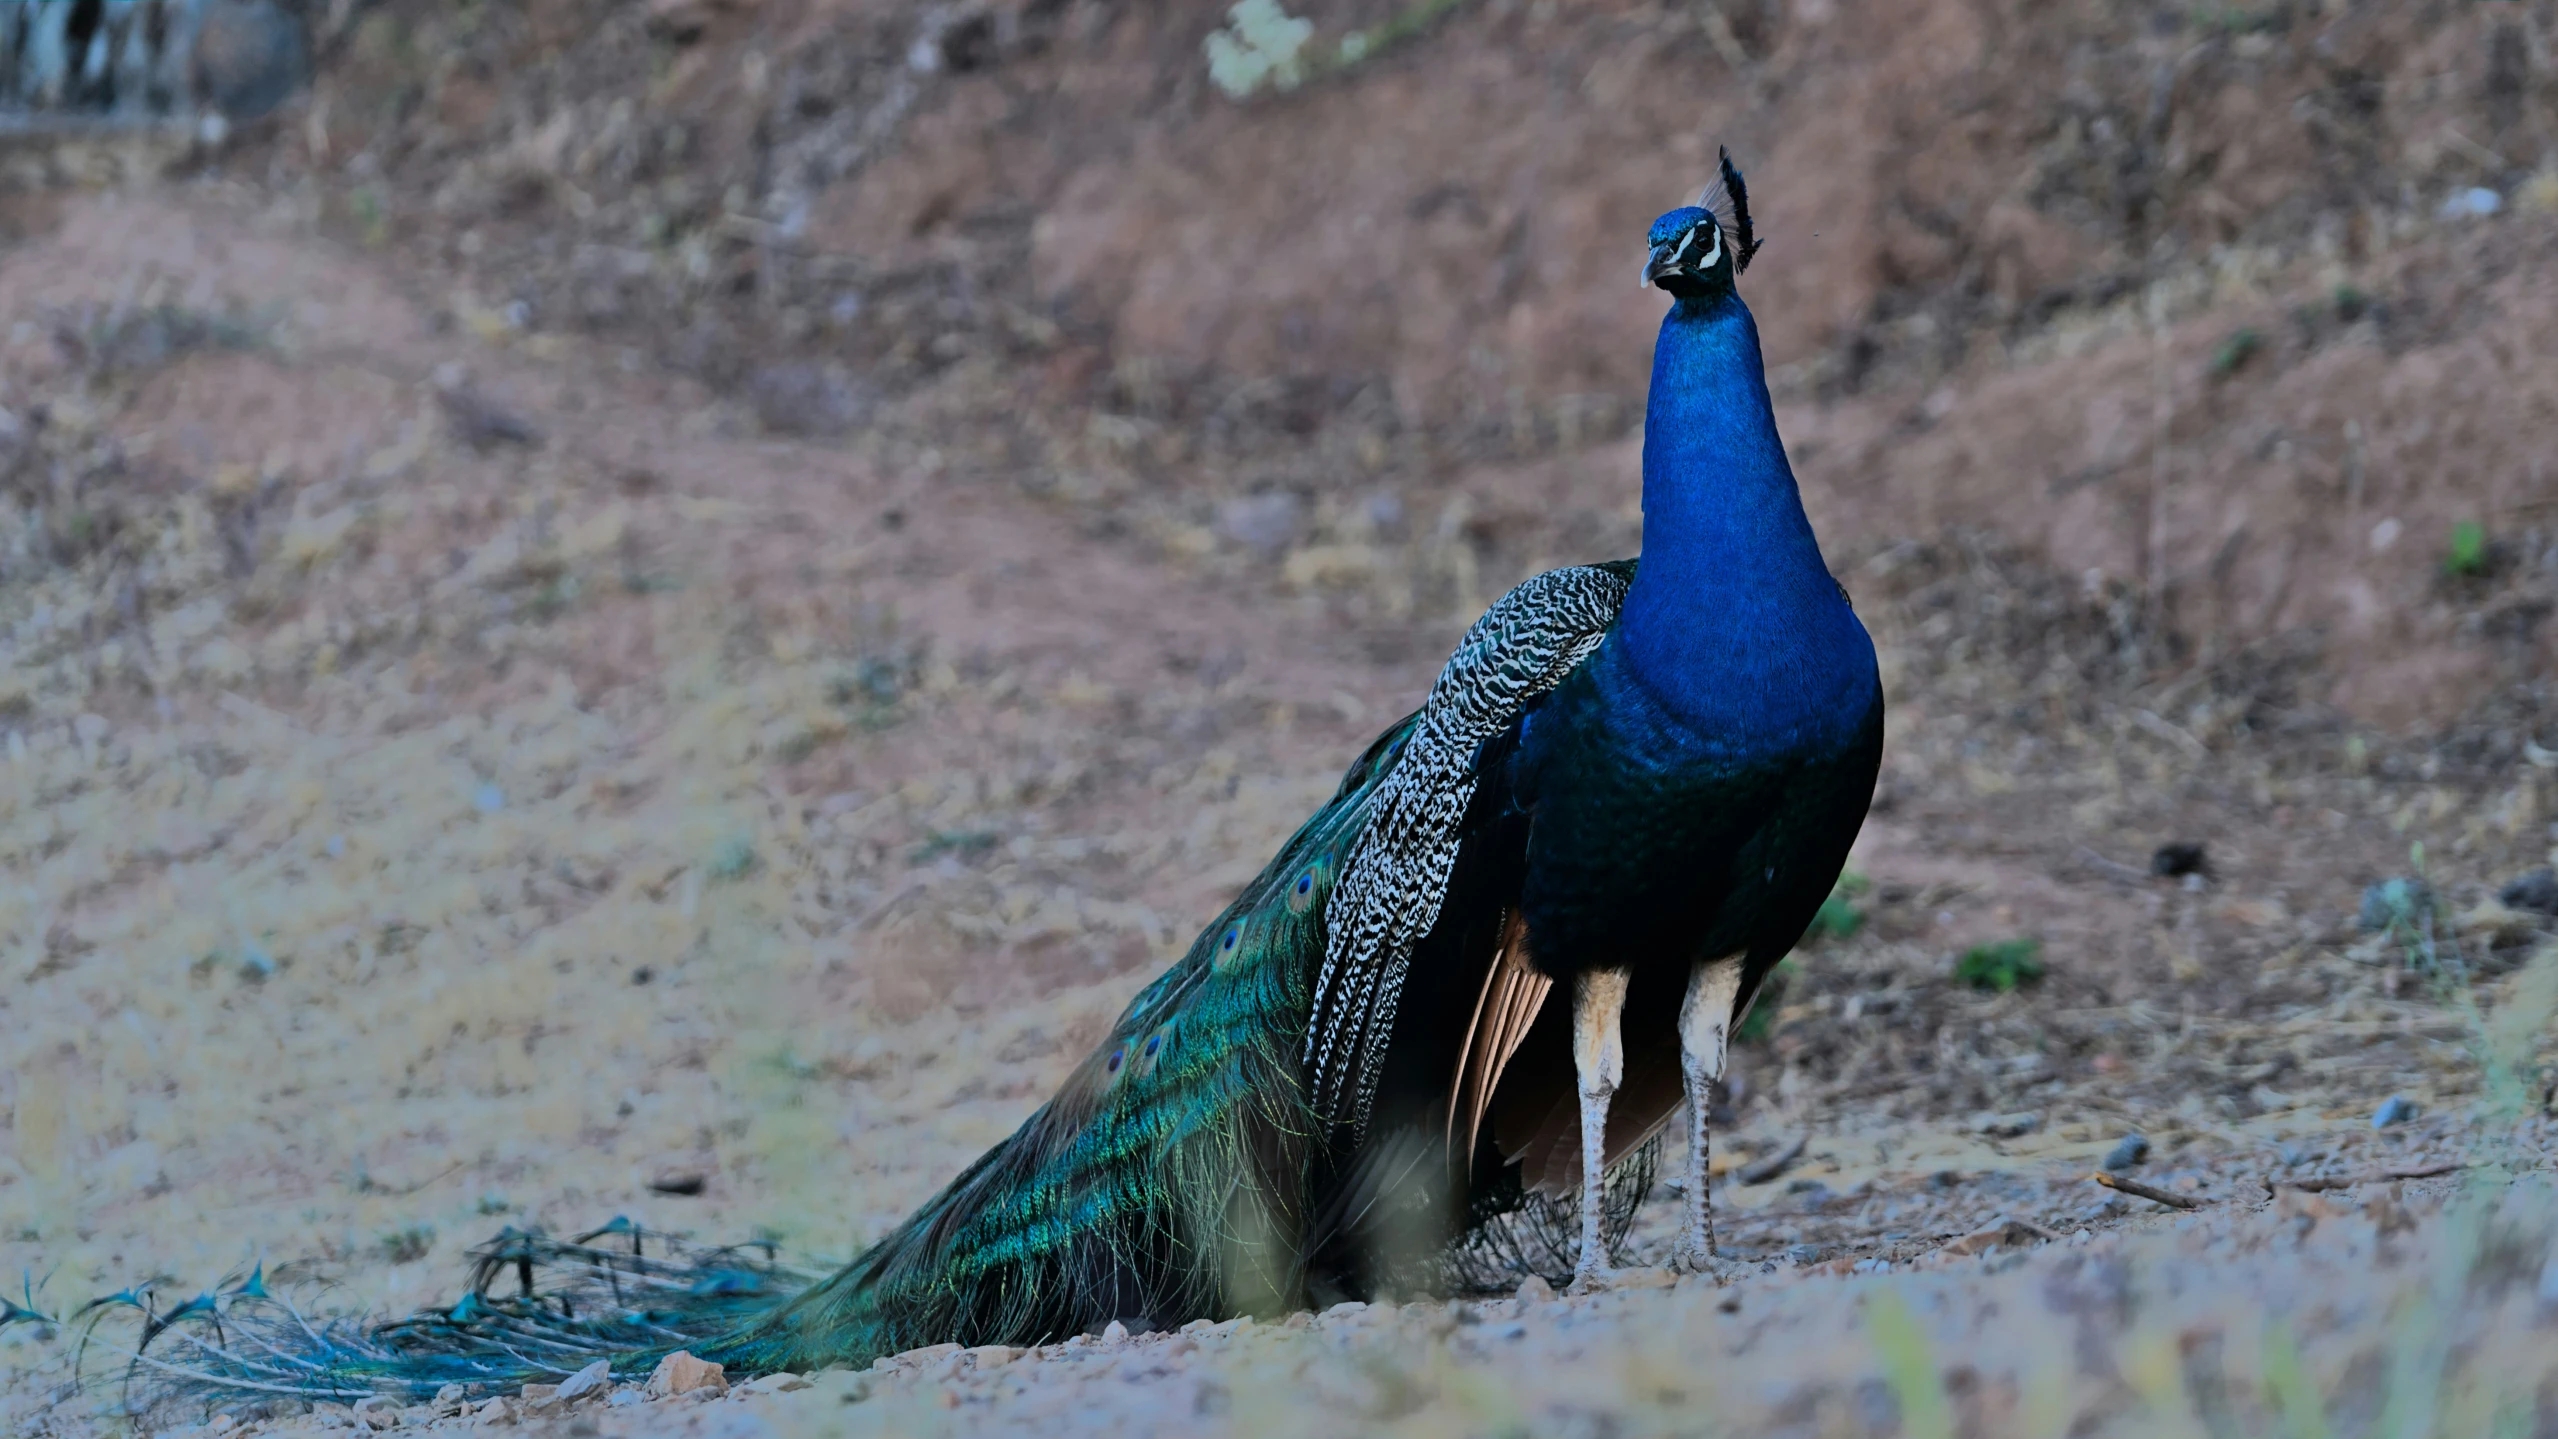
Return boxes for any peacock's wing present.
[1302,561,1634,1136]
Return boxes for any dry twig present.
[2281,1161,2465,1193]
[1736,1134,1809,1186]
[2094,1171,2203,1209]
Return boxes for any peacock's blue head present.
[1643,147,1762,300]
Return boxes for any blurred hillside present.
[272,0,2558,731]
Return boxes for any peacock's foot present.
[1567,1263,1618,1296]
[1674,1248,1742,1285]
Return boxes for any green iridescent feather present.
[50,715,1427,1414]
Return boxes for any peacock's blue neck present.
[1610,293,1875,751]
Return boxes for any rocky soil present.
[1,0,2557,1434]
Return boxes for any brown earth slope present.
[0,0,2555,1433]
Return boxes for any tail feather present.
[44,556,1650,1415]
[39,715,1420,1417]
[35,1227,814,1419]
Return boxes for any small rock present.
[2359,878,2433,931]
[1609,1266,1676,1290]
[517,1384,558,1406]
[2440,186,2502,219]
[1100,1319,1130,1344]
[1969,1111,2041,1139]
[749,361,869,438]
[643,0,717,43]
[555,1359,613,1403]
[2500,867,2558,916]
[437,384,545,452]
[1515,1274,1555,1304]
[605,1388,643,1408]
[1218,492,1301,554]
[2372,1095,2419,1129]
[645,1350,728,1399]
[1943,1223,2009,1258]
[648,1170,709,1196]
[2149,842,2208,878]
[434,1382,471,1413]
[742,1370,815,1393]
[961,1347,1013,1372]
[2102,1134,2150,1170]
[472,1396,516,1425]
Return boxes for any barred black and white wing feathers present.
[1302,561,1633,1134]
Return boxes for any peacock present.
[28,150,1881,1415]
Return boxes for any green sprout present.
[1734,957,1803,1044]
[1806,871,1871,943]
[707,835,759,881]
[1955,938,2045,993]
[2444,520,2488,577]
[2211,327,2263,378]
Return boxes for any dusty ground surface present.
[2,0,2558,1433]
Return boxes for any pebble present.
[556,1359,612,1402]
[2500,868,2558,916]
[1218,493,1302,554]
[2440,186,2502,219]
[647,1349,728,1398]
[2359,878,2432,931]
[741,1370,814,1393]
[1100,1319,1130,1344]
[2103,1134,2151,1170]
[1970,1111,2041,1139]
[2371,1095,2418,1129]
[2149,842,2207,878]
[1514,1274,1555,1304]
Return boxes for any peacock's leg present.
[1675,956,1745,1276]
[1568,966,1632,1293]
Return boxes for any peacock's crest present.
[1642,147,1762,295]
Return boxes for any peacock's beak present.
[1641,241,1680,289]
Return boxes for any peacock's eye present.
[1296,874,1313,895]
[1106,1049,1124,1073]
[1143,1035,1160,1058]
[1222,927,1239,950]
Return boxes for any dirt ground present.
[3,0,2558,1433]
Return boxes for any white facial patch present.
[1690,222,1722,271]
